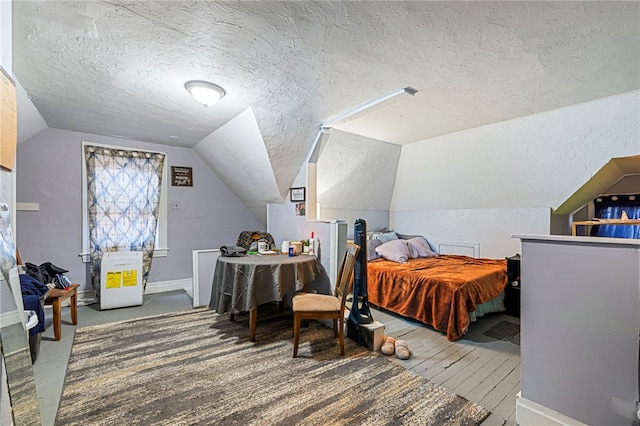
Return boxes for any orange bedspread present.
[367,255,508,341]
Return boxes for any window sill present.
[79,248,169,263]
[154,248,169,257]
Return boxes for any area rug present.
[483,320,520,345]
[56,306,490,425]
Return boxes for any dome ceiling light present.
[185,80,226,107]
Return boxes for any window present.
[81,142,168,262]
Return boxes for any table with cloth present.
[209,254,320,341]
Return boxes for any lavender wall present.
[516,235,640,425]
[16,128,263,293]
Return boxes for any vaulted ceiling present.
[12,1,640,220]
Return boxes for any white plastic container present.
[281,241,290,254]
[100,251,143,310]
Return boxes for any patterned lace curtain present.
[85,145,165,295]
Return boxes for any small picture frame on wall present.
[171,166,193,187]
[290,187,305,202]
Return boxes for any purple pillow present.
[407,236,438,258]
[375,239,411,263]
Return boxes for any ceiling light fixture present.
[184,80,226,107]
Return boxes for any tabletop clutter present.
[279,231,316,256]
[219,229,412,359]
[221,232,318,258]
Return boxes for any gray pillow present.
[371,231,398,243]
[407,236,438,258]
[367,238,383,261]
[375,239,411,263]
[396,232,422,240]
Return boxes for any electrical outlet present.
[170,201,180,210]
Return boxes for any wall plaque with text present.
[171,166,193,186]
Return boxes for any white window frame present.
[80,141,168,262]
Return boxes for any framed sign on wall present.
[171,166,193,186]
[290,187,305,202]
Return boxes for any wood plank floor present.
[369,306,521,426]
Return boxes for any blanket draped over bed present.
[367,255,508,341]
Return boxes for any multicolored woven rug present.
[56,306,490,425]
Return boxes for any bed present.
[365,234,508,341]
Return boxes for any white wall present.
[194,108,281,226]
[318,130,400,210]
[317,129,401,233]
[320,208,388,236]
[393,207,550,259]
[391,91,640,257]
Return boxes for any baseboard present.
[77,289,97,306]
[516,392,587,426]
[74,278,192,305]
[145,278,192,295]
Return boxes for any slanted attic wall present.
[390,91,639,258]
[317,129,401,233]
[608,175,640,194]
[194,109,282,226]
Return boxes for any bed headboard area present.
[436,241,481,258]
[366,230,482,260]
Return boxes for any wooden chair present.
[292,241,360,357]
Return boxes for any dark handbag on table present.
[220,245,247,257]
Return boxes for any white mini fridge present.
[100,251,143,310]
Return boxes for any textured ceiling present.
[12,1,640,202]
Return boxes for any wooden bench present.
[44,283,79,341]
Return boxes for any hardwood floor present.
[369,306,521,426]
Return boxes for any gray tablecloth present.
[209,254,320,314]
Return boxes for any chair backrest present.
[335,242,360,312]
[236,231,275,249]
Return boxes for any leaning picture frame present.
[290,187,305,202]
